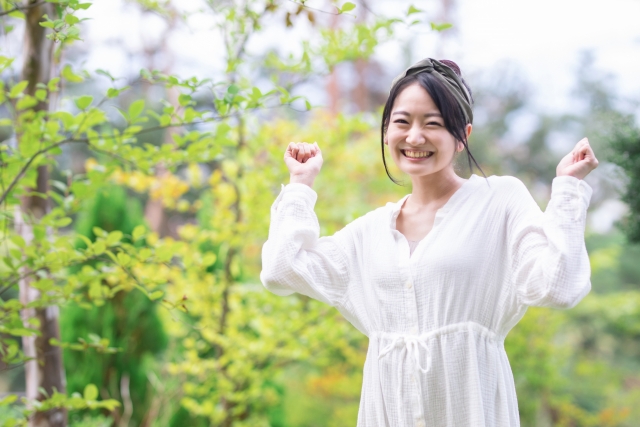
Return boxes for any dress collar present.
[389,174,479,230]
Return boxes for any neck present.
[407,167,466,207]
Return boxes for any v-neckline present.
[391,174,478,230]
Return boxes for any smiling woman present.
[381,58,481,185]
[261,58,599,426]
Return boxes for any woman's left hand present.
[556,137,599,180]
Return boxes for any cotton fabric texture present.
[260,174,593,427]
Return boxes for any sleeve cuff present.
[551,176,593,209]
[272,182,318,212]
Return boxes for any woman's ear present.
[465,123,472,139]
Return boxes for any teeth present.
[403,150,433,158]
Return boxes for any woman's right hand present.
[285,142,323,187]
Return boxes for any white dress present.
[260,174,592,427]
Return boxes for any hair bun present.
[439,59,461,76]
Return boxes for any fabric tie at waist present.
[378,334,432,422]
[375,322,503,423]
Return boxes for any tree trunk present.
[18,1,67,426]
[143,9,178,237]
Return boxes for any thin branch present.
[0,0,45,18]
[0,140,65,205]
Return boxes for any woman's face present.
[385,83,467,178]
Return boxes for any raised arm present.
[509,138,599,309]
[260,142,356,307]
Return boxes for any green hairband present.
[390,58,473,124]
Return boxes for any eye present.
[426,121,442,127]
[393,119,409,124]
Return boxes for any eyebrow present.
[391,111,442,118]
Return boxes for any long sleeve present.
[260,183,357,307]
[507,176,593,309]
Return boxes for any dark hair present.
[381,61,484,184]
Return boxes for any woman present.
[260,58,598,427]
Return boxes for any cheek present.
[386,130,403,149]
[429,131,457,153]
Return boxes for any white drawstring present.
[378,334,432,423]
[375,323,502,425]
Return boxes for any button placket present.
[405,277,420,335]
[405,273,424,421]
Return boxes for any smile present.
[401,150,434,159]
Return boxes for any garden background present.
[1,0,639,426]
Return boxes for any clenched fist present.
[556,137,599,180]
[285,142,323,187]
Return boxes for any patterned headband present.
[390,58,473,124]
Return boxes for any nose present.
[405,124,426,146]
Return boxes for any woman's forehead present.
[392,84,439,113]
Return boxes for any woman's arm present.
[260,183,356,306]
[508,138,598,309]
[260,142,356,306]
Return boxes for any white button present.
[417,421,425,427]
[410,326,418,334]
[411,375,417,383]
[406,281,413,289]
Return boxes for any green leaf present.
[84,384,98,401]
[10,235,26,249]
[430,22,453,31]
[132,225,146,241]
[48,77,60,92]
[76,234,92,248]
[61,64,84,83]
[0,56,15,73]
[93,241,106,256]
[202,253,217,267]
[117,252,131,266]
[16,95,38,110]
[54,214,72,226]
[64,14,80,25]
[35,89,47,101]
[75,95,93,110]
[7,328,39,337]
[8,10,25,19]
[9,80,29,98]
[96,69,115,81]
[340,2,356,13]
[407,5,422,15]
[149,290,164,300]
[106,231,123,246]
[227,84,240,94]
[107,86,129,98]
[178,93,192,106]
[138,248,152,260]
[0,394,18,406]
[128,99,144,121]
[305,99,312,111]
